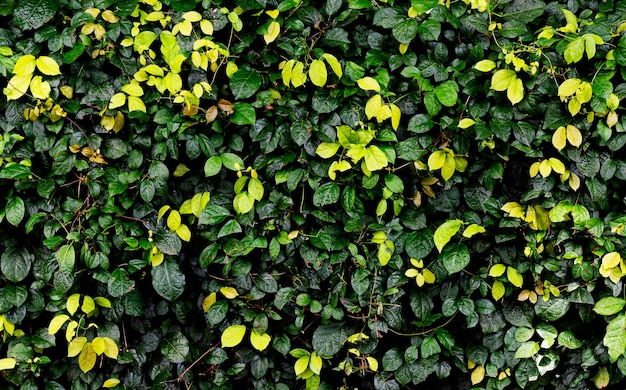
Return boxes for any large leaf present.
[161,332,189,363]
[230,68,262,99]
[151,258,185,301]
[441,243,470,275]
[14,0,59,29]
[1,249,31,283]
[433,219,463,252]
[312,322,350,357]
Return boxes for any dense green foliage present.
[2,0,626,388]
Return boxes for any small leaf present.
[489,264,506,277]
[68,337,88,357]
[566,125,582,147]
[167,210,181,231]
[507,77,524,105]
[491,69,516,91]
[103,379,121,388]
[309,352,323,375]
[48,314,70,335]
[294,355,310,376]
[13,54,36,76]
[462,224,485,238]
[309,59,327,87]
[552,126,567,151]
[250,331,272,351]
[221,324,247,348]
[264,20,280,44]
[433,219,463,252]
[514,341,540,359]
[471,365,485,385]
[357,77,381,92]
[458,118,476,129]
[36,56,61,75]
[492,280,505,300]
[0,358,16,371]
[67,294,80,316]
[322,53,342,78]
[507,266,524,288]
[220,286,239,299]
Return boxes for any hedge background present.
[2,0,626,389]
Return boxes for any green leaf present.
[230,68,262,99]
[231,102,256,125]
[313,182,340,207]
[56,244,75,275]
[392,18,418,44]
[515,341,540,359]
[488,264,506,277]
[433,219,463,252]
[364,145,388,172]
[421,336,441,358]
[221,153,245,171]
[204,156,223,176]
[5,196,25,226]
[13,0,59,30]
[604,314,626,362]
[491,69,516,91]
[222,324,247,348]
[161,333,189,363]
[594,297,626,316]
[218,219,242,238]
[151,258,185,301]
[441,243,470,275]
[0,164,31,179]
[558,331,583,349]
[564,37,584,64]
[434,81,458,107]
[312,322,350,356]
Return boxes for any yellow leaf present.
[4,73,32,100]
[109,92,126,109]
[603,252,621,269]
[92,337,105,355]
[422,269,435,284]
[558,78,580,100]
[29,76,51,99]
[102,337,118,359]
[365,94,383,119]
[226,62,238,78]
[405,268,420,278]
[201,19,214,35]
[48,314,70,335]
[592,366,610,389]
[183,11,202,22]
[507,77,524,105]
[568,97,581,116]
[507,266,524,288]
[264,21,280,44]
[67,293,80,316]
[281,59,295,87]
[36,56,61,76]
[559,9,578,33]
[492,280,505,300]
[294,356,310,376]
[103,379,121,388]
[428,150,446,171]
[529,161,540,178]
[78,342,97,373]
[390,103,401,130]
[548,157,566,174]
[607,110,618,128]
[569,172,580,191]
[364,145,388,172]
[68,336,88,357]
[491,69,515,91]
[474,59,496,72]
[167,210,181,231]
[552,126,567,151]
[101,10,120,23]
[65,321,78,342]
[566,125,582,147]
[121,83,144,97]
[113,111,125,132]
[357,76,381,92]
[539,159,552,178]
[489,264,506,277]
[291,61,307,87]
[157,205,170,222]
[471,365,485,385]
[221,324,247,347]
[441,154,456,181]
[220,286,239,299]
[176,224,191,242]
[309,352,323,375]
[0,357,16,371]
[60,85,74,98]
[202,292,217,312]
[173,164,189,177]
[13,54,36,76]
[322,53,342,78]
[458,118,476,129]
[366,356,378,371]
[127,96,147,112]
[309,59,327,87]
[151,251,164,267]
[250,331,272,351]
[266,9,280,19]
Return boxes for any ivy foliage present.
[2,0,626,389]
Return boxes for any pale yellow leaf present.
[474,59,496,72]
[471,365,485,385]
[202,292,217,312]
[167,210,181,231]
[92,337,105,355]
[566,125,582,147]
[109,92,126,109]
[176,224,191,242]
[266,9,279,19]
[103,379,121,388]
[127,96,147,112]
[48,314,70,335]
[29,76,51,99]
[322,53,342,78]
[390,103,401,130]
[492,280,505,300]
[558,78,581,100]
[220,286,239,299]
[357,76,381,92]
[552,126,567,151]
[78,343,97,373]
[36,56,61,76]
[68,336,88,357]
[507,77,524,105]
[365,94,382,119]
[309,59,327,87]
[491,69,515,91]
[264,21,280,44]
[67,293,80,316]
[221,324,246,348]
[13,54,36,76]
[250,331,272,351]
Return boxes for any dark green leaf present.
[230,68,262,99]
[14,0,59,29]
[151,258,185,301]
